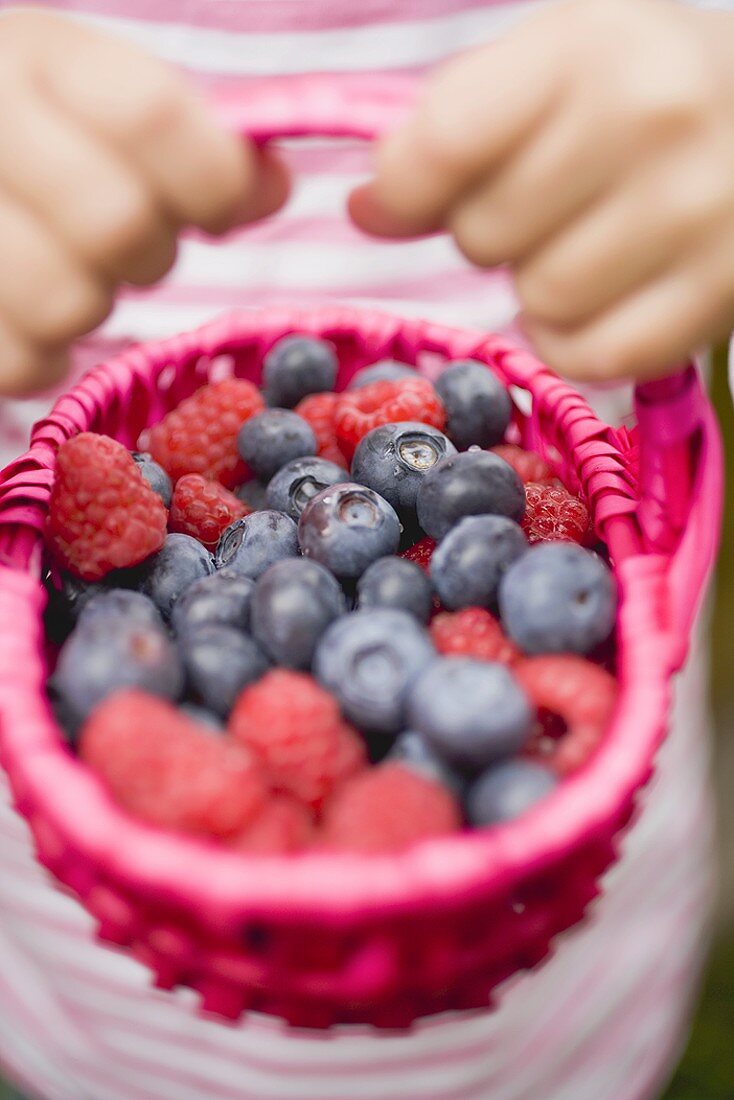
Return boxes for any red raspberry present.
[514,655,617,776]
[334,378,446,460]
[169,474,249,551]
[144,379,264,488]
[47,433,167,581]
[80,691,267,837]
[295,392,347,467]
[522,483,592,546]
[431,608,521,665]
[491,444,555,484]
[400,536,437,572]
[229,670,366,811]
[231,796,314,854]
[321,764,461,853]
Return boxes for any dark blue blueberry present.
[179,624,269,718]
[171,570,254,635]
[131,451,173,507]
[416,450,525,540]
[45,572,103,642]
[347,360,415,389]
[498,542,616,656]
[179,703,225,732]
[235,479,269,511]
[215,510,299,580]
[298,483,401,580]
[266,455,348,521]
[77,589,162,631]
[434,361,513,450]
[406,658,532,772]
[387,730,465,799]
[351,421,456,517]
[59,573,103,620]
[251,558,345,669]
[466,760,556,826]
[237,409,317,483]
[314,609,435,734]
[136,533,214,620]
[262,334,338,407]
[356,556,433,623]
[430,515,527,611]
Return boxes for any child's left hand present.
[351,0,734,382]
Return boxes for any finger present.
[0,313,69,398]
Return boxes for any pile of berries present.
[45,335,617,856]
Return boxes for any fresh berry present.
[169,474,248,551]
[351,422,456,517]
[215,511,299,579]
[386,730,465,799]
[266,455,348,521]
[230,670,365,810]
[80,691,266,836]
[522,483,592,546]
[232,796,314,854]
[314,609,435,735]
[416,451,525,541]
[237,409,317,483]
[178,703,224,732]
[465,760,556,826]
[77,589,162,631]
[262,334,338,408]
[491,444,555,484]
[136,533,214,620]
[144,379,264,488]
[171,570,254,635]
[356,556,433,624]
[56,572,103,620]
[294,392,346,466]
[47,433,167,581]
[321,764,461,853]
[514,655,617,775]
[235,479,269,511]
[131,452,173,507]
[298,483,401,580]
[179,624,270,718]
[406,658,532,772]
[400,536,436,572]
[251,558,345,670]
[430,608,520,665]
[334,377,445,460]
[347,360,415,390]
[434,361,512,450]
[498,543,616,656]
[429,515,527,611]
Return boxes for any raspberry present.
[321,763,461,853]
[295,392,347,467]
[522,483,592,546]
[231,796,314,854]
[144,379,264,488]
[169,474,249,551]
[514,655,617,776]
[430,608,521,665]
[80,691,267,837]
[229,670,366,811]
[334,378,446,460]
[491,444,555,484]
[47,433,167,581]
[400,536,436,572]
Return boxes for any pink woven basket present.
[0,75,723,1031]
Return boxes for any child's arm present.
[352,0,734,382]
[0,9,288,395]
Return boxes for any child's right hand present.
[0,10,288,396]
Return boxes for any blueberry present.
[430,515,527,611]
[434,361,512,450]
[356,556,433,623]
[406,658,532,772]
[266,455,348,521]
[179,625,269,718]
[215,511,299,580]
[136,533,214,620]
[179,703,224,732]
[58,573,103,620]
[171,570,254,635]
[351,422,457,517]
[314,609,435,734]
[262,334,338,407]
[44,572,103,642]
[498,542,616,655]
[347,360,415,389]
[251,558,345,670]
[466,760,556,826]
[387,730,465,799]
[416,451,525,540]
[235,479,269,511]
[298,483,401,580]
[77,589,162,631]
[237,409,317,483]
[131,451,173,507]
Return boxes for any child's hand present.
[0,10,287,395]
[351,0,734,381]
